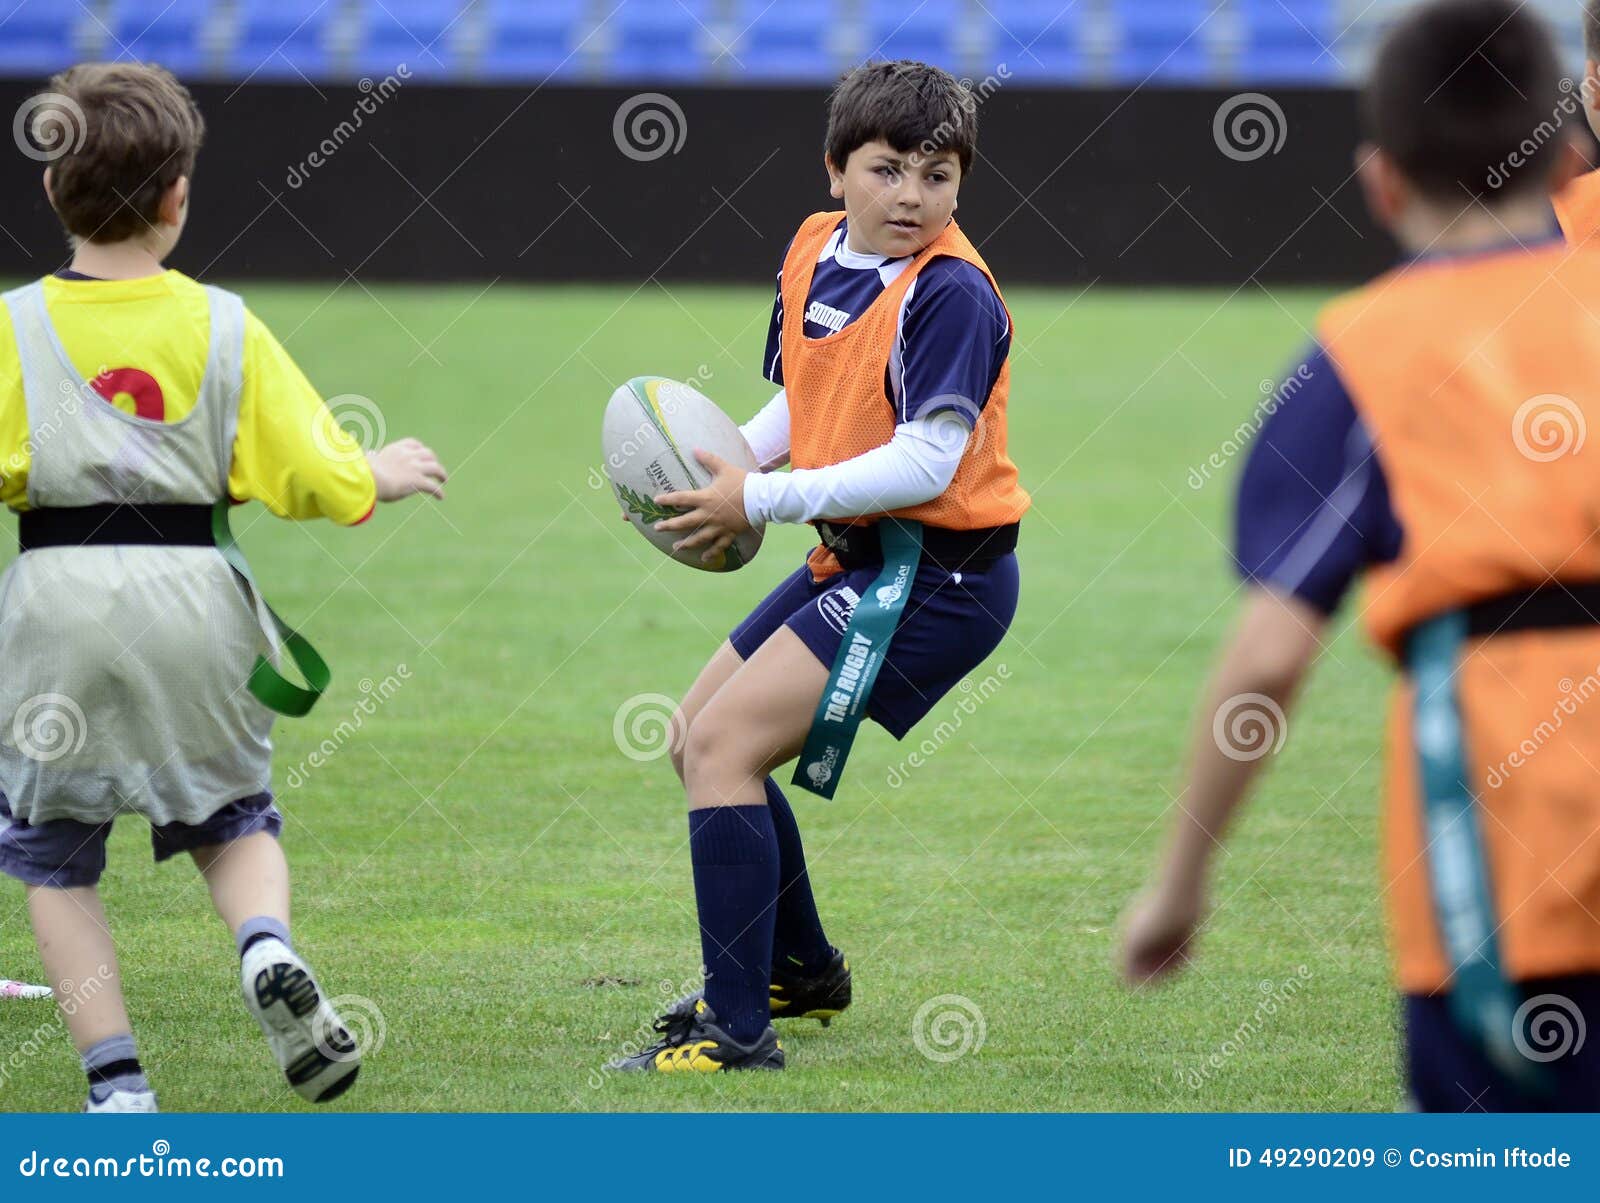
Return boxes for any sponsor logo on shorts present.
[817,585,861,634]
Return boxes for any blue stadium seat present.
[354,0,465,80]
[1236,0,1341,82]
[109,0,210,75]
[0,0,79,77]
[609,0,715,82]
[865,0,962,71]
[230,0,333,81]
[732,0,839,81]
[984,1,1086,82]
[480,0,587,80]
[1112,0,1213,83]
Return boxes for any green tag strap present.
[211,500,330,717]
[792,520,923,800]
[1406,611,1546,1093]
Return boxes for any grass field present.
[0,281,1400,1112]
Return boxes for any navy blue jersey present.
[1232,343,1404,615]
[763,218,1011,424]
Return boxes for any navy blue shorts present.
[1405,976,1600,1111]
[730,551,1019,739]
[0,792,283,889]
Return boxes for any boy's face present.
[827,140,961,258]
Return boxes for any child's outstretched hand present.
[1119,879,1203,986]
[653,449,751,564]
[368,438,448,501]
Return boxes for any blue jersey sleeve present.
[1232,343,1403,615]
[895,257,1010,424]
[761,240,790,386]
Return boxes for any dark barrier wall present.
[0,80,1396,286]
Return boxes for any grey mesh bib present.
[0,279,276,827]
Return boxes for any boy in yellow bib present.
[0,64,447,1111]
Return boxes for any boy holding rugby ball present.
[613,60,1029,1073]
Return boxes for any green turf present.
[0,282,1398,1112]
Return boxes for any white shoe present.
[0,979,52,1000]
[239,938,359,1103]
[84,1087,158,1113]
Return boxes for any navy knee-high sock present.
[689,804,779,1043]
[764,777,835,973]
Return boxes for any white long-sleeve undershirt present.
[738,389,970,527]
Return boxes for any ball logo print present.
[12,693,88,763]
[13,93,87,162]
[612,693,687,762]
[1213,93,1288,162]
[1512,394,1585,461]
[313,394,386,463]
[1212,692,1287,762]
[913,994,986,1063]
[1512,993,1587,1063]
[613,93,687,162]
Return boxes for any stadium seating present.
[229,0,334,81]
[0,0,1585,86]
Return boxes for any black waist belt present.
[815,519,1018,572]
[1460,581,1600,638]
[19,503,218,552]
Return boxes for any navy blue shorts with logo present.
[1404,975,1600,1111]
[730,550,1019,739]
[0,792,282,889]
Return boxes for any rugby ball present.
[602,376,763,572]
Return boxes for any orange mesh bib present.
[1319,244,1600,991]
[779,211,1029,581]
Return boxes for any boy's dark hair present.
[825,60,977,176]
[1586,1,1600,60]
[1363,0,1562,201]
[37,62,205,244]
